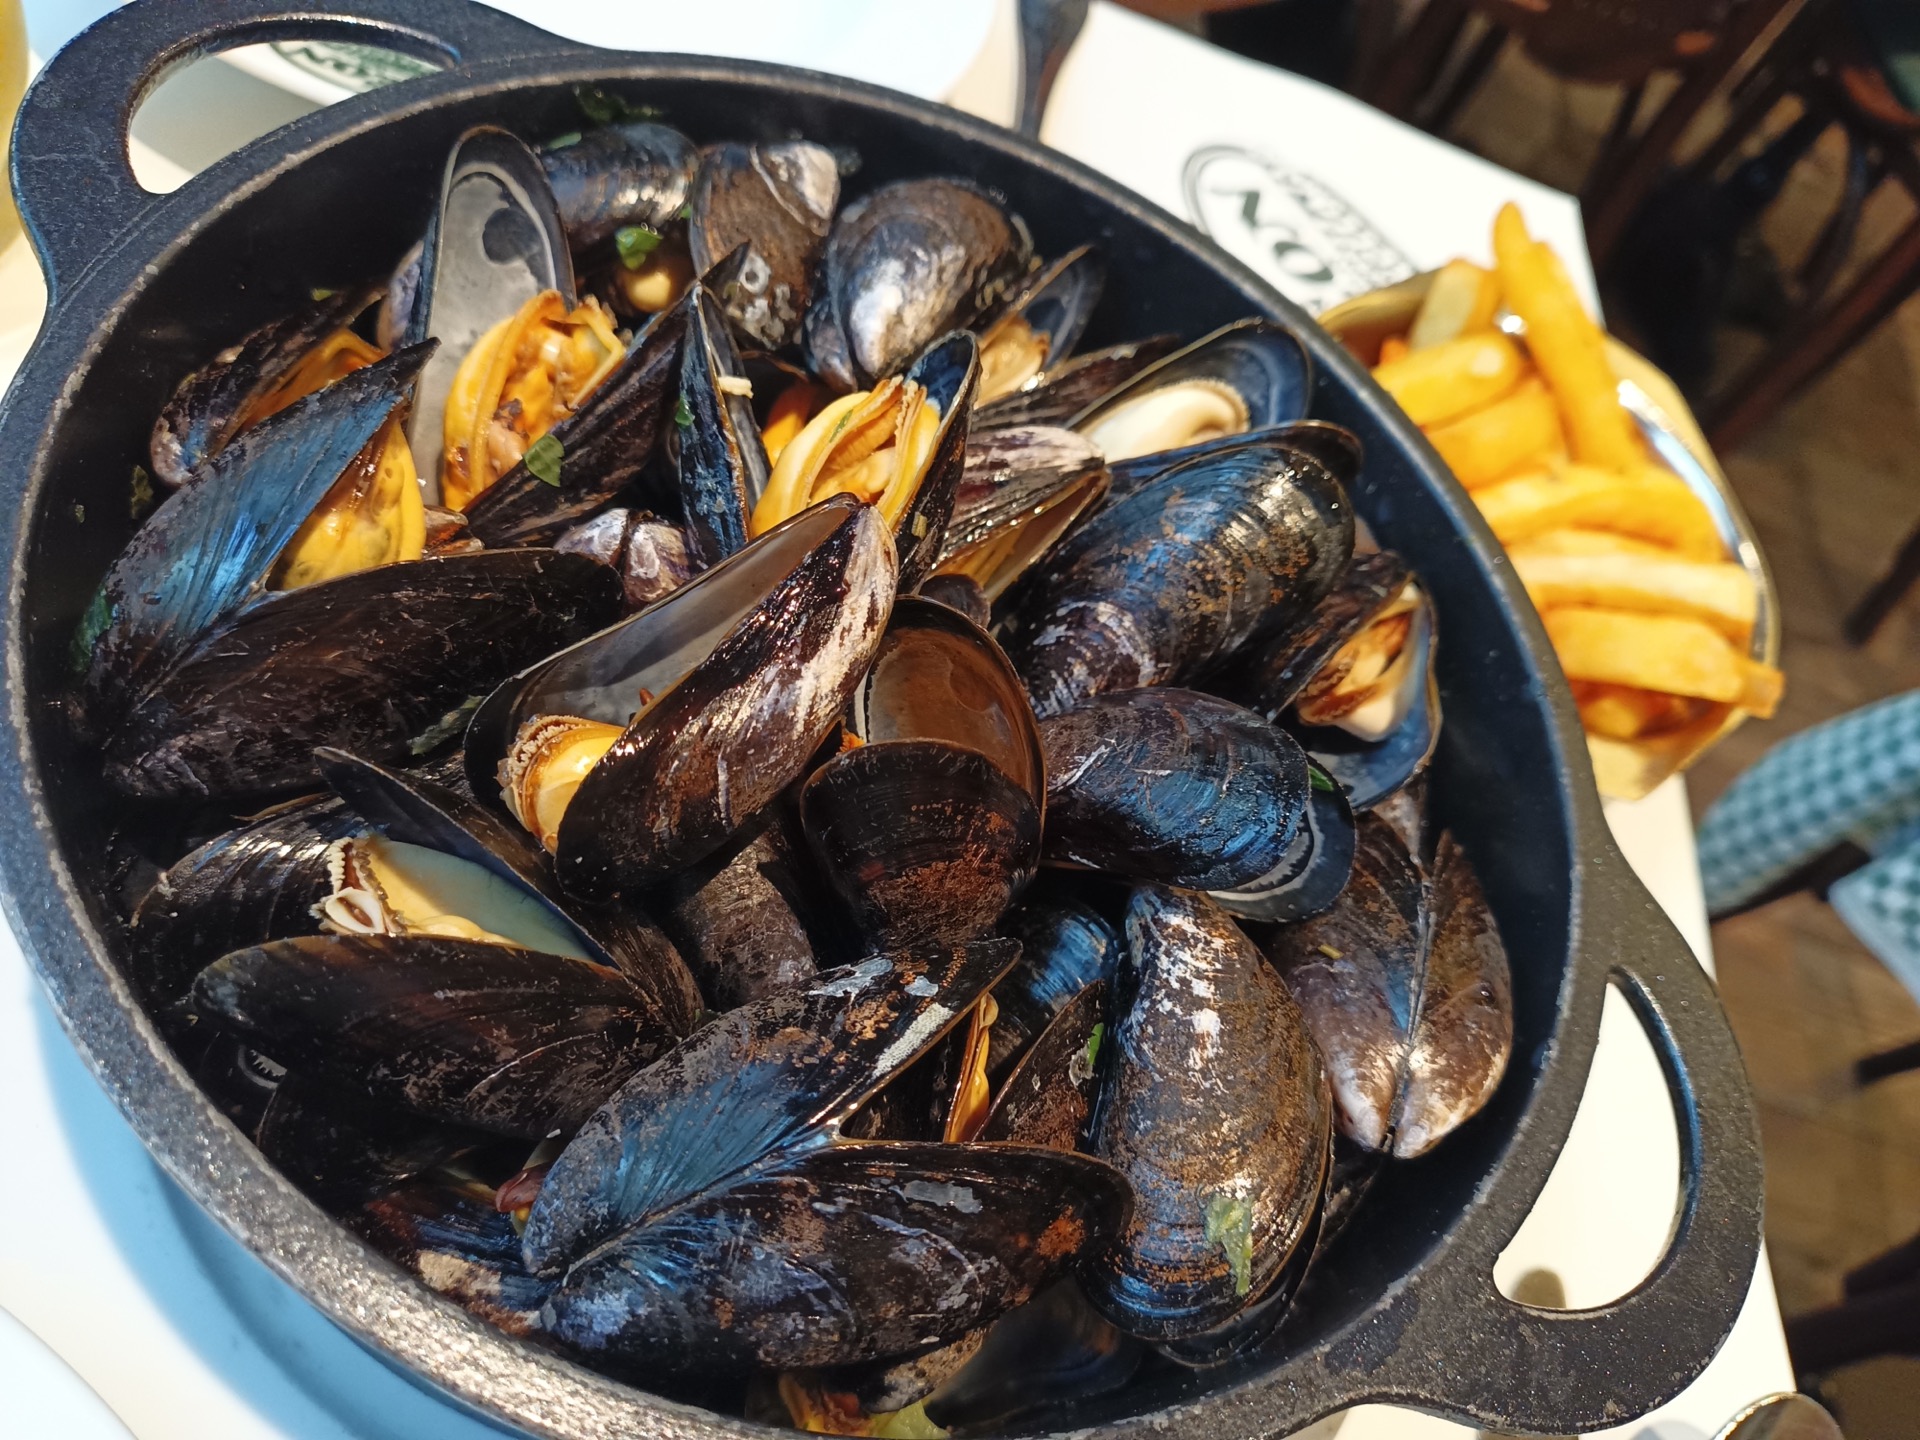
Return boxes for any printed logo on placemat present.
[271,41,440,93]
[1183,145,1415,314]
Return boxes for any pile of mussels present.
[90,106,1514,1435]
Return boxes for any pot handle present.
[11,0,584,302]
[1354,848,1766,1433]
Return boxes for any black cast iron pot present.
[0,2,1762,1436]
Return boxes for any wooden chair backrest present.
[1476,0,1737,84]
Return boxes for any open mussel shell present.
[1069,319,1313,463]
[1005,437,1355,718]
[1086,886,1331,1341]
[130,797,354,1008]
[523,938,1020,1272]
[934,425,1109,601]
[978,977,1107,1151]
[801,597,1044,947]
[1208,757,1357,924]
[917,572,993,627]
[85,344,433,730]
[657,815,820,1011]
[554,508,696,611]
[149,286,379,488]
[256,1076,480,1209]
[975,245,1106,403]
[1221,549,1413,720]
[407,127,575,490]
[988,888,1121,1080]
[105,548,621,802]
[470,496,897,899]
[805,178,1032,392]
[1105,420,1363,507]
[676,276,771,567]
[187,932,683,1140]
[541,1138,1131,1375]
[311,747,699,1029]
[689,140,838,352]
[972,334,1182,433]
[356,1179,555,1337]
[894,329,981,589]
[1263,819,1513,1158]
[1038,689,1310,891]
[1293,584,1441,813]
[541,121,698,251]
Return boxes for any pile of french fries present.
[1364,204,1783,799]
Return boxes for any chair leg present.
[1588,81,1649,201]
[1845,514,1920,644]
[1706,212,1920,452]
[1856,1038,1920,1086]
[1787,1280,1920,1378]
[1364,0,1472,120]
[1347,0,1399,97]
[1795,135,1878,308]
[1421,19,1508,134]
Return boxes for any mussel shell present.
[540,1140,1131,1374]
[972,335,1182,432]
[459,283,692,549]
[1105,421,1363,507]
[801,741,1042,949]
[1220,549,1412,720]
[688,141,838,351]
[916,572,992,628]
[468,497,896,898]
[676,277,771,566]
[189,933,682,1139]
[1038,689,1309,891]
[937,425,1109,600]
[1068,318,1313,459]
[978,977,1107,1151]
[1207,758,1357,924]
[105,549,621,802]
[988,889,1121,1080]
[826,1329,991,1417]
[922,1279,1142,1433]
[1005,439,1355,718]
[1085,886,1331,1341]
[312,746,699,1031]
[541,121,699,250]
[658,817,819,1011]
[976,245,1105,394]
[148,286,379,488]
[1294,588,1441,813]
[523,939,1019,1273]
[805,178,1031,391]
[1154,1174,1326,1368]
[256,1076,479,1208]
[129,798,354,1007]
[355,1181,554,1336]
[85,344,434,731]
[407,127,575,490]
[1395,832,1513,1158]
[554,508,696,611]
[892,330,982,590]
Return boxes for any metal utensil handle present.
[1374,848,1765,1432]
[10,0,580,303]
[1015,0,1089,139]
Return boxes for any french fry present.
[1505,527,1677,560]
[1379,335,1410,365]
[1425,376,1565,489]
[1544,607,1782,716]
[1471,464,1725,560]
[1512,551,1757,641]
[1408,259,1501,350]
[1570,680,1707,740]
[1491,204,1645,472]
[1372,331,1525,427]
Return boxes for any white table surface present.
[0,5,1792,1436]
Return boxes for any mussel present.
[1004,436,1355,718]
[974,245,1105,403]
[1038,689,1311,891]
[676,279,771,566]
[800,597,1045,948]
[688,140,839,352]
[1207,757,1357,925]
[1085,885,1330,1342]
[473,496,897,899]
[987,888,1122,1080]
[657,816,821,1011]
[554,508,696,610]
[1263,818,1512,1158]
[541,120,699,250]
[972,334,1181,433]
[933,425,1109,601]
[805,178,1032,392]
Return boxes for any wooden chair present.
[1358,0,1805,269]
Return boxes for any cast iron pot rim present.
[0,10,1760,1439]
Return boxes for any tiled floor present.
[1444,39,1920,1436]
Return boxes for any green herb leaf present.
[71,503,85,524]
[309,286,337,301]
[70,586,112,678]
[573,83,662,125]
[129,464,155,521]
[1204,1194,1256,1298]
[675,201,693,221]
[614,224,663,270]
[524,433,564,487]
[1308,767,1335,793]
[674,396,694,429]
[1069,1022,1105,1086]
[410,694,485,757]
[547,130,583,150]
